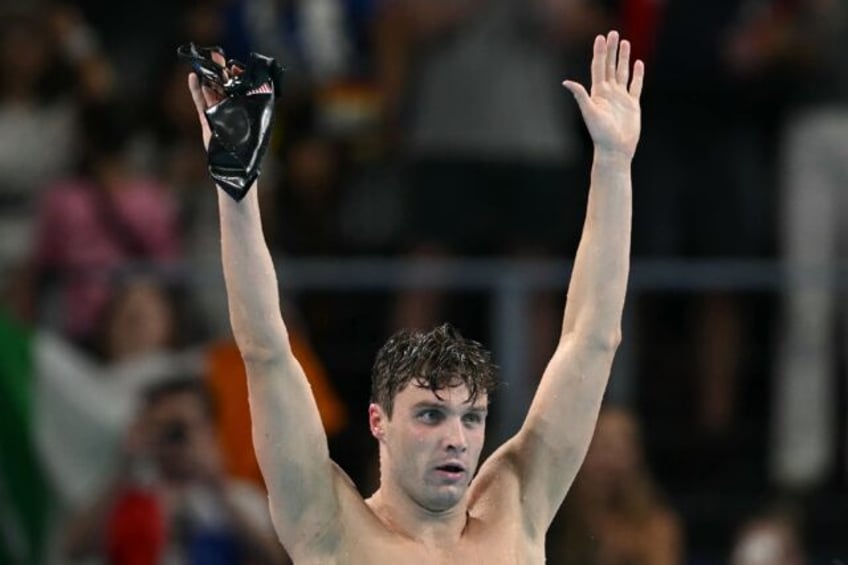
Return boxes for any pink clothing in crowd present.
[33,178,181,339]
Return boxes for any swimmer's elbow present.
[563,327,622,353]
[237,334,294,367]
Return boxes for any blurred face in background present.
[182,2,224,47]
[104,280,175,361]
[581,408,642,490]
[148,389,216,483]
[0,19,50,97]
[731,517,806,565]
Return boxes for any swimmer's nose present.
[443,418,468,453]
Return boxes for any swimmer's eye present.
[417,409,444,424]
[462,412,484,426]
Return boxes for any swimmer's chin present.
[419,485,469,513]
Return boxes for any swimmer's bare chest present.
[285,458,549,564]
[293,486,545,564]
[298,518,545,565]
[331,539,544,564]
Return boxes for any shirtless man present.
[187,30,643,564]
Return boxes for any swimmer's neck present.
[365,487,470,546]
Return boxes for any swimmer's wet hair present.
[371,323,499,417]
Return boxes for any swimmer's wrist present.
[593,148,633,170]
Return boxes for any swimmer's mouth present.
[435,463,466,474]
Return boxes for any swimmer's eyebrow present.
[411,401,488,415]
[411,401,446,411]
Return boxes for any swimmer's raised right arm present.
[188,69,340,555]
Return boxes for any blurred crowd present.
[0,0,846,563]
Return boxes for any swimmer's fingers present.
[187,73,213,149]
[605,30,620,83]
[615,38,630,86]
[629,60,645,100]
[563,80,592,117]
[590,34,606,90]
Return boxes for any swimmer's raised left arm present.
[481,30,643,536]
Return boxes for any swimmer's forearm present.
[218,183,338,545]
[560,148,631,345]
[218,184,291,361]
[512,148,632,528]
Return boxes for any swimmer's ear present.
[368,403,385,440]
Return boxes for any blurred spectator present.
[381,0,608,375]
[0,5,111,279]
[136,56,233,335]
[214,0,386,256]
[72,0,187,103]
[0,278,204,562]
[274,102,348,255]
[31,101,181,344]
[35,278,202,514]
[730,507,806,565]
[630,0,780,449]
[217,0,382,144]
[3,272,340,560]
[772,0,848,490]
[33,269,346,497]
[219,0,377,87]
[382,0,604,250]
[550,407,684,564]
[141,60,209,196]
[61,376,286,563]
[94,276,180,361]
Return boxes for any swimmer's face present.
[371,383,487,512]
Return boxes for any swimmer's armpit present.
[178,43,285,201]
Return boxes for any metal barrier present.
[75,257,848,442]
[263,257,844,443]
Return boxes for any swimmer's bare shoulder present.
[290,456,543,564]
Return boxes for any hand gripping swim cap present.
[178,43,285,201]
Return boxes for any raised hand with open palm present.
[563,31,644,160]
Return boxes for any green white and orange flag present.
[0,311,48,565]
